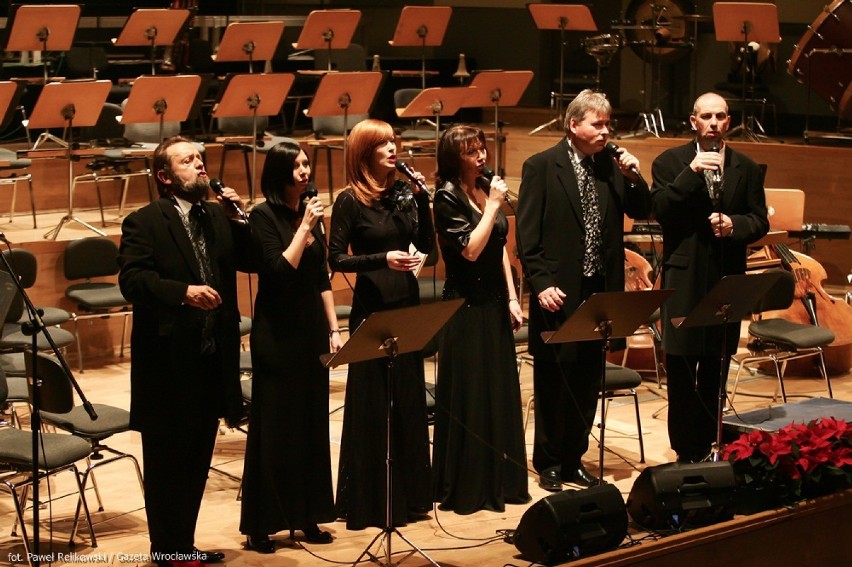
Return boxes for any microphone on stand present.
[209,178,248,223]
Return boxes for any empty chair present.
[26,351,144,541]
[0,148,35,228]
[0,367,98,564]
[417,245,445,304]
[63,237,132,372]
[75,103,154,226]
[730,269,836,405]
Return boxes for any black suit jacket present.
[119,198,250,434]
[651,141,769,356]
[516,137,651,357]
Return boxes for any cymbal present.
[674,14,712,22]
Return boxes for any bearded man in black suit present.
[119,136,251,566]
[651,92,768,463]
[516,89,651,491]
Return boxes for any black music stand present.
[25,80,112,239]
[713,2,781,142]
[121,74,201,143]
[305,71,383,184]
[463,71,533,176]
[5,4,80,84]
[388,6,453,90]
[527,4,597,136]
[213,21,285,74]
[396,86,472,168]
[673,271,784,461]
[322,298,463,567]
[211,73,295,203]
[543,289,672,481]
[291,9,362,70]
[112,8,191,76]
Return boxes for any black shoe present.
[292,525,333,544]
[192,548,224,563]
[538,468,563,492]
[245,535,275,554]
[567,465,600,488]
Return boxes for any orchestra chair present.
[63,237,133,373]
[74,103,154,227]
[416,244,445,304]
[729,269,835,405]
[0,367,99,563]
[214,114,270,195]
[523,362,645,464]
[0,147,35,228]
[308,113,369,202]
[393,88,439,167]
[25,352,144,542]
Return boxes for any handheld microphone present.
[709,142,722,184]
[302,182,326,236]
[209,178,248,223]
[476,166,519,200]
[604,141,646,186]
[394,160,431,195]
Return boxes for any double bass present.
[765,243,852,375]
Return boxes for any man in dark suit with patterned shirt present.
[517,90,651,491]
[119,137,251,566]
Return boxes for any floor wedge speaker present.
[627,461,736,531]
[514,484,627,565]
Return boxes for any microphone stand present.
[0,242,98,564]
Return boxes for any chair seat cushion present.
[0,428,92,469]
[749,318,836,349]
[514,324,529,345]
[418,278,446,304]
[239,350,252,373]
[604,362,642,390]
[1,326,76,350]
[240,378,252,402]
[5,375,28,401]
[66,282,130,311]
[18,306,71,327]
[40,403,130,439]
[239,316,252,336]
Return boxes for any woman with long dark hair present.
[240,141,343,552]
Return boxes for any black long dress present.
[239,202,335,537]
[431,182,530,514]
[329,184,434,531]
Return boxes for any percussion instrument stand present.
[527,4,597,136]
[712,3,780,143]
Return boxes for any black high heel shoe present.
[245,534,275,554]
[291,525,333,544]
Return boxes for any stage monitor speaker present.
[627,461,736,531]
[513,484,627,565]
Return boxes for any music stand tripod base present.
[321,299,463,567]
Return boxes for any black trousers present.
[531,275,604,476]
[142,416,219,555]
[666,353,731,460]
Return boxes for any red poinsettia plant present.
[722,417,852,503]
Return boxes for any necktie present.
[577,156,603,276]
[184,203,217,354]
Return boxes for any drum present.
[622,0,692,64]
[788,0,852,118]
[583,34,623,67]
